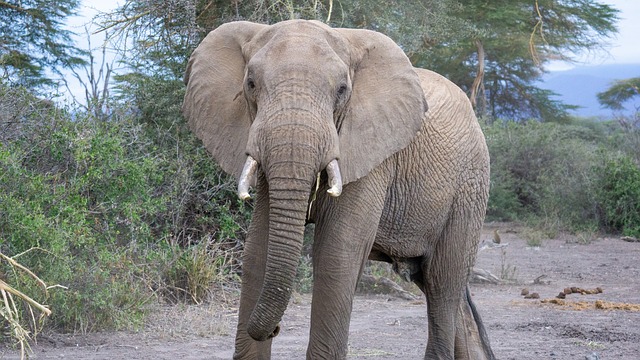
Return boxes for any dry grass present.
[541,298,640,311]
[144,297,236,338]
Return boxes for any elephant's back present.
[414,68,478,133]
[412,68,489,177]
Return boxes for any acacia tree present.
[0,0,85,89]
[598,77,640,111]
[331,0,618,122]
[598,77,640,155]
[101,0,619,122]
[96,0,330,128]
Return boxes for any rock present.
[585,352,600,360]
[524,292,540,299]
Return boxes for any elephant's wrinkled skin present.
[182,19,494,360]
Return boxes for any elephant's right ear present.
[182,21,268,180]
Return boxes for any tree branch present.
[0,1,28,13]
[470,39,486,114]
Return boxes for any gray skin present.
[183,19,494,360]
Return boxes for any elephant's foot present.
[233,330,275,360]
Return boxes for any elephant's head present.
[182,20,427,341]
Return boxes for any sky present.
[597,0,640,65]
[59,1,120,105]
[70,0,640,63]
[62,0,640,103]
[547,0,640,70]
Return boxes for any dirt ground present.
[3,224,640,359]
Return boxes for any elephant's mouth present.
[237,155,343,200]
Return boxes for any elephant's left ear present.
[333,28,428,184]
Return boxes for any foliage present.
[0,83,250,333]
[408,0,617,121]
[0,0,86,88]
[597,156,640,237]
[1,110,158,331]
[597,77,640,110]
[485,120,603,226]
[294,255,314,294]
[98,0,619,123]
[484,118,640,237]
[161,237,241,304]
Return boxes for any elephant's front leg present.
[234,179,273,360]
[308,180,386,359]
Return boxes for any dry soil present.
[4,224,640,359]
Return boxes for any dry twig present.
[1,249,61,360]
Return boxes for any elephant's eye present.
[337,84,347,97]
[247,78,256,90]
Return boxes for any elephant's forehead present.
[248,38,348,84]
[258,35,335,62]
[245,20,347,64]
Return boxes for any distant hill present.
[540,63,640,118]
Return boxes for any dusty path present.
[4,225,640,359]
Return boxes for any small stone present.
[556,292,566,299]
[524,292,540,299]
[521,288,530,296]
[563,287,573,295]
[585,352,600,360]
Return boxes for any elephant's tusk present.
[238,155,258,200]
[326,159,342,197]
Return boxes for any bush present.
[0,84,250,334]
[484,120,604,229]
[597,156,640,237]
[0,116,162,331]
[483,117,640,237]
[161,237,241,304]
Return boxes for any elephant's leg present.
[307,183,386,359]
[454,286,495,360]
[423,211,480,360]
[234,179,273,360]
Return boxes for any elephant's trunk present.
[246,178,309,341]
[246,117,336,341]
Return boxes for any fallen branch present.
[1,249,61,360]
[470,268,501,284]
[0,280,51,316]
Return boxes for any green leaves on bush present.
[485,121,602,226]
[598,156,640,237]
[0,84,249,333]
[484,119,640,236]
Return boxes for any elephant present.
[182,19,495,360]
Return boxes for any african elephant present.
[182,19,494,360]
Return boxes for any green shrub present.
[0,117,160,331]
[484,120,609,230]
[160,239,240,304]
[597,156,640,237]
[0,84,249,333]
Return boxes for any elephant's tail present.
[466,285,496,360]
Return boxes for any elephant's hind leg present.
[422,206,483,359]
